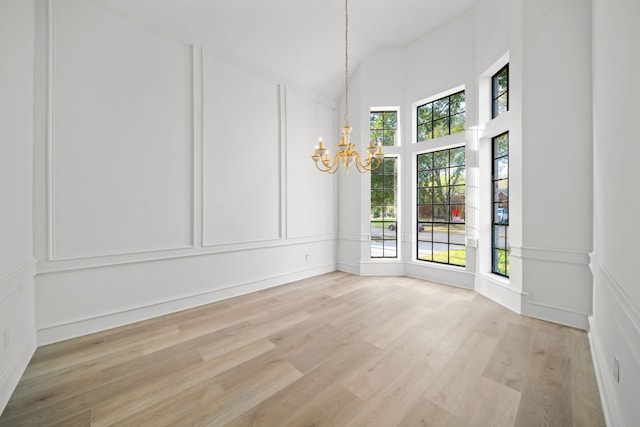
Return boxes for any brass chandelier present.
[311,0,384,174]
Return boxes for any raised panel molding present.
[201,49,282,247]
[589,252,640,427]
[47,0,195,261]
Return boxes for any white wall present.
[590,0,640,425]
[518,0,593,329]
[33,0,338,344]
[0,0,37,413]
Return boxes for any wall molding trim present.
[474,273,523,314]
[36,235,337,275]
[36,263,336,346]
[522,295,590,330]
[0,329,36,417]
[512,245,590,265]
[590,252,640,335]
[45,0,196,262]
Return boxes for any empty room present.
[1,0,638,425]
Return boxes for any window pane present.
[450,224,465,244]
[497,93,508,115]
[450,113,465,134]
[494,180,508,200]
[418,188,432,204]
[493,225,508,250]
[494,157,509,180]
[383,130,396,146]
[417,124,429,142]
[418,222,432,240]
[370,129,383,146]
[449,166,465,186]
[371,174,384,189]
[383,174,396,189]
[450,147,465,166]
[495,134,509,156]
[383,222,397,239]
[450,204,465,223]
[449,244,466,266]
[417,104,432,124]
[433,246,449,263]
[418,205,433,222]
[433,151,448,168]
[383,207,396,220]
[383,112,397,128]
[451,185,465,204]
[450,92,466,114]
[433,98,449,119]
[383,240,397,258]
[370,112,383,128]
[494,203,509,224]
[417,241,432,261]
[371,189,383,205]
[371,222,383,239]
[383,158,397,173]
[433,118,449,138]
[417,153,433,171]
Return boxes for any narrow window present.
[416,91,465,142]
[370,111,398,146]
[417,147,465,266]
[492,132,509,276]
[371,157,398,258]
[492,64,509,118]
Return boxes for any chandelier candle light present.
[311,0,384,174]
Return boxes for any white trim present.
[475,273,523,314]
[590,253,640,335]
[36,263,336,346]
[589,316,626,427]
[0,329,36,416]
[522,295,590,330]
[512,245,590,265]
[279,84,288,240]
[37,234,337,274]
[47,0,197,261]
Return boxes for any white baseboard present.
[522,296,590,330]
[0,329,36,417]
[37,264,335,345]
[589,316,625,427]
[475,274,523,314]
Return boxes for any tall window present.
[371,157,398,258]
[492,132,509,276]
[492,64,509,118]
[417,147,465,266]
[416,91,465,142]
[370,111,398,146]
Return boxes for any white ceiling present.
[93,0,477,100]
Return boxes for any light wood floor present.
[0,272,605,426]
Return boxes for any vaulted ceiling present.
[92,0,477,100]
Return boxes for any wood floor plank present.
[0,273,605,427]
[424,332,499,416]
[483,322,537,392]
[455,376,521,427]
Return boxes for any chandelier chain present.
[344,0,349,126]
